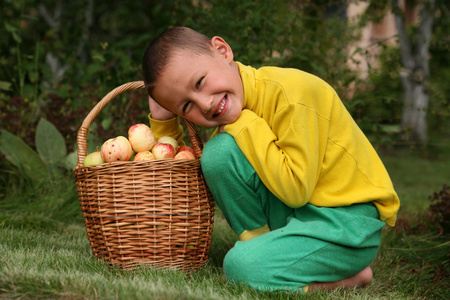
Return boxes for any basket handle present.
[75,81,204,169]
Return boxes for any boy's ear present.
[211,36,234,62]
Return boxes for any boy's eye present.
[182,101,191,115]
[196,77,204,89]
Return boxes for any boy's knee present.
[223,242,255,283]
[200,133,241,176]
[223,241,270,288]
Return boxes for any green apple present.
[83,151,105,166]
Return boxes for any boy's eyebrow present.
[186,69,199,89]
[186,74,195,89]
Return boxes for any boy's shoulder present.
[255,64,332,93]
[238,62,302,78]
[237,62,336,105]
[239,62,329,88]
[262,65,325,83]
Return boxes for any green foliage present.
[0,0,169,153]
[0,129,47,185]
[428,0,450,137]
[0,0,449,168]
[0,0,360,155]
[175,0,357,90]
[36,118,68,174]
[428,184,450,235]
[0,118,76,188]
[174,0,292,66]
[347,44,404,148]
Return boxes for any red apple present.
[128,123,157,153]
[83,151,105,166]
[174,150,195,160]
[177,145,195,157]
[101,136,133,162]
[152,142,175,159]
[133,150,155,161]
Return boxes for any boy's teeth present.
[215,98,226,116]
[218,99,225,113]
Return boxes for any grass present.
[1,147,449,299]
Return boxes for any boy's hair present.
[142,26,212,97]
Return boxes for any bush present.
[428,184,450,235]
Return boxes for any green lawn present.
[1,149,449,299]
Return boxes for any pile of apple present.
[83,123,196,166]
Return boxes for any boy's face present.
[152,37,244,128]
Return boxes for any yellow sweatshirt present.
[149,62,400,226]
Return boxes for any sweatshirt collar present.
[236,61,256,111]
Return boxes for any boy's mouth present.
[212,95,227,118]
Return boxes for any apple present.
[101,136,133,162]
[152,142,175,159]
[133,150,155,161]
[158,136,178,152]
[174,150,195,160]
[177,145,195,157]
[128,123,157,153]
[83,151,105,166]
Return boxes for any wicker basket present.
[73,81,214,271]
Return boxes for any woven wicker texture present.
[74,81,214,271]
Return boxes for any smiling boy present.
[142,26,400,293]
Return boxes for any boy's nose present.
[197,95,213,114]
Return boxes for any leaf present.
[352,47,363,55]
[35,118,67,166]
[4,22,17,33]
[0,81,11,91]
[4,22,22,44]
[0,129,47,184]
[101,117,112,130]
[310,62,327,76]
[64,150,78,172]
[56,84,72,98]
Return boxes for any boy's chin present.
[188,121,219,129]
[188,119,231,129]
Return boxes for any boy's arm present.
[148,96,177,121]
[224,108,320,208]
[148,96,185,146]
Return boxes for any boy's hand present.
[148,96,177,120]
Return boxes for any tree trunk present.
[393,0,435,144]
[399,70,429,142]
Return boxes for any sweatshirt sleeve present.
[224,108,320,208]
[148,113,185,146]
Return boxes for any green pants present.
[201,133,386,292]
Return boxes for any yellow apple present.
[128,123,157,153]
[133,150,155,161]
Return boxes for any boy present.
[142,26,400,293]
